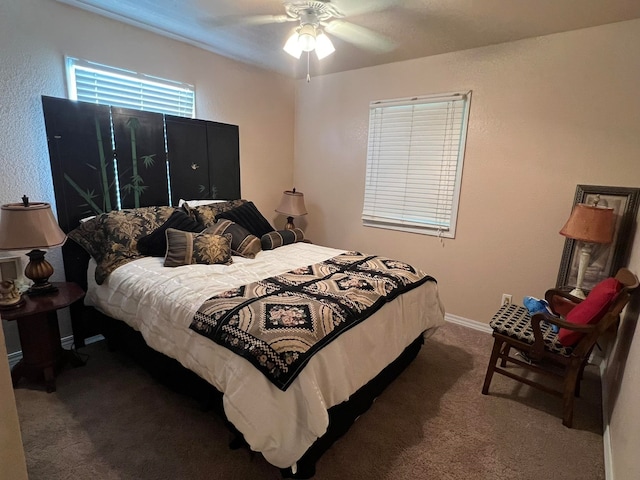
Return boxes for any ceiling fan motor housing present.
[285,1,344,23]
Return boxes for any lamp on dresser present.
[276,188,308,230]
[559,202,614,299]
[0,196,67,296]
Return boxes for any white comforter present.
[86,242,445,469]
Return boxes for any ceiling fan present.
[212,0,397,61]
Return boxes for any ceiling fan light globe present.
[283,32,303,58]
[298,24,317,52]
[315,32,335,59]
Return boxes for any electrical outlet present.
[501,294,512,306]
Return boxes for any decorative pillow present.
[206,219,261,259]
[164,228,232,267]
[186,199,247,227]
[261,228,305,250]
[137,209,203,257]
[68,213,109,261]
[216,201,275,238]
[68,206,175,284]
[557,277,622,346]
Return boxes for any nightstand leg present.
[63,349,87,368]
[44,366,56,393]
[13,312,64,392]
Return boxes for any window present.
[362,91,471,238]
[66,57,195,118]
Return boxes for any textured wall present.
[0,0,295,353]
[293,19,640,326]
[293,18,640,480]
[605,235,640,480]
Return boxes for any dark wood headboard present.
[42,96,241,345]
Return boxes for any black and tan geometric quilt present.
[190,252,436,390]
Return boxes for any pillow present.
[187,199,247,227]
[178,199,228,207]
[164,228,232,267]
[68,206,175,284]
[261,228,305,250]
[216,201,275,238]
[206,219,261,259]
[68,213,108,261]
[557,277,622,346]
[137,209,203,257]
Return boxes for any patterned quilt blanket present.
[190,252,435,390]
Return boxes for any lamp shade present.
[315,32,335,59]
[559,203,614,244]
[283,27,335,60]
[276,189,308,217]
[0,201,67,250]
[283,30,303,58]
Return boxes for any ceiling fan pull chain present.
[306,51,311,82]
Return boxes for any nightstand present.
[2,282,86,392]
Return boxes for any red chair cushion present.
[558,277,622,346]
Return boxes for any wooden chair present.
[482,268,638,427]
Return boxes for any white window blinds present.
[66,57,195,118]
[362,91,471,238]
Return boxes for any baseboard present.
[445,313,493,334]
[7,334,104,369]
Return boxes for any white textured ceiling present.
[56,0,640,78]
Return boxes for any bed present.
[43,97,446,478]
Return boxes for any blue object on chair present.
[523,296,559,333]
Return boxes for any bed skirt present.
[93,307,424,479]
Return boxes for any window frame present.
[362,91,471,239]
[65,57,195,118]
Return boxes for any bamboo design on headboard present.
[120,117,154,208]
[61,115,160,214]
[42,95,241,234]
[62,116,114,215]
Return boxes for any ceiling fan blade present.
[332,0,399,17]
[324,20,396,53]
[206,14,292,28]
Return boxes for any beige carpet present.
[13,323,605,479]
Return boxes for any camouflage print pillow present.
[68,206,176,284]
[164,228,233,267]
[68,213,109,262]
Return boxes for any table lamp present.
[276,188,307,230]
[0,196,67,296]
[559,202,614,299]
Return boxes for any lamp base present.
[568,287,586,300]
[24,249,57,296]
[26,283,58,296]
[285,216,296,230]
